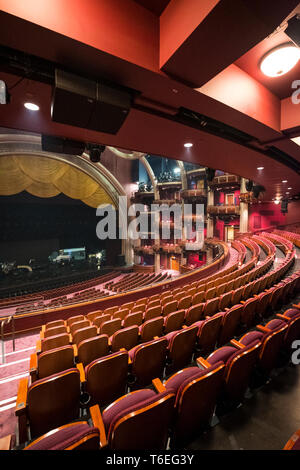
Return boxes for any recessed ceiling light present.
[286,192,290,194]
[260,44,300,77]
[24,102,39,111]
[288,187,292,190]
[282,180,288,183]
[184,143,193,148]
[257,167,264,170]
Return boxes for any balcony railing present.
[210,174,240,187]
[207,205,240,215]
[180,189,207,199]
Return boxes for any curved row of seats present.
[107,272,170,293]
[13,233,298,448]
[15,298,300,450]
[274,229,300,249]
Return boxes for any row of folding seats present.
[274,229,300,249]
[32,268,300,395]
[14,304,300,450]
[36,247,290,359]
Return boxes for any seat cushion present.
[102,389,156,432]
[25,422,98,450]
[284,308,300,319]
[164,367,200,393]
[207,346,237,365]
[240,331,264,346]
[265,319,285,331]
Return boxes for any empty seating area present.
[105,271,171,293]
[3,232,298,450]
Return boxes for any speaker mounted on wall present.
[52,69,132,135]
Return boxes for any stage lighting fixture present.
[88,144,106,163]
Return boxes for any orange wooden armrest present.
[276,313,289,321]
[76,363,86,384]
[72,344,78,357]
[16,377,28,416]
[128,356,132,365]
[68,334,72,343]
[0,435,13,450]
[182,325,187,329]
[196,357,211,369]
[230,339,245,349]
[40,331,44,340]
[29,353,37,371]
[89,405,107,448]
[240,301,245,304]
[152,378,166,393]
[29,353,38,382]
[41,325,45,333]
[256,325,270,333]
[36,339,41,354]
[154,336,159,340]
[292,304,300,309]
[66,326,70,333]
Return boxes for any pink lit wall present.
[248,202,286,233]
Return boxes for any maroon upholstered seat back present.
[103,390,175,450]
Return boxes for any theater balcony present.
[207,205,240,215]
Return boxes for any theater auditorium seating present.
[4,233,299,449]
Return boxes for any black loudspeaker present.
[117,254,125,266]
[285,15,300,48]
[281,199,288,213]
[41,135,85,155]
[52,69,131,135]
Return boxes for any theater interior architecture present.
[0,0,300,452]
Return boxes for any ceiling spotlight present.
[184,143,193,148]
[257,167,264,170]
[24,102,39,111]
[282,180,288,183]
[260,44,300,77]
[288,187,292,190]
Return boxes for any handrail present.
[0,315,15,364]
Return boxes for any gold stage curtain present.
[26,181,61,198]
[0,156,32,195]
[82,186,115,208]
[54,165,99,200]
[0,155,115,207]
[15,155,68,183]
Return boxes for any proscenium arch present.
[0,133,133,263]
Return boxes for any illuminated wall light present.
[274,199,280,204]
[24,102,39,111]
[257,167,264,170]
[260,44,300,77]
[184,143,193,148]
[282,180,288,183]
